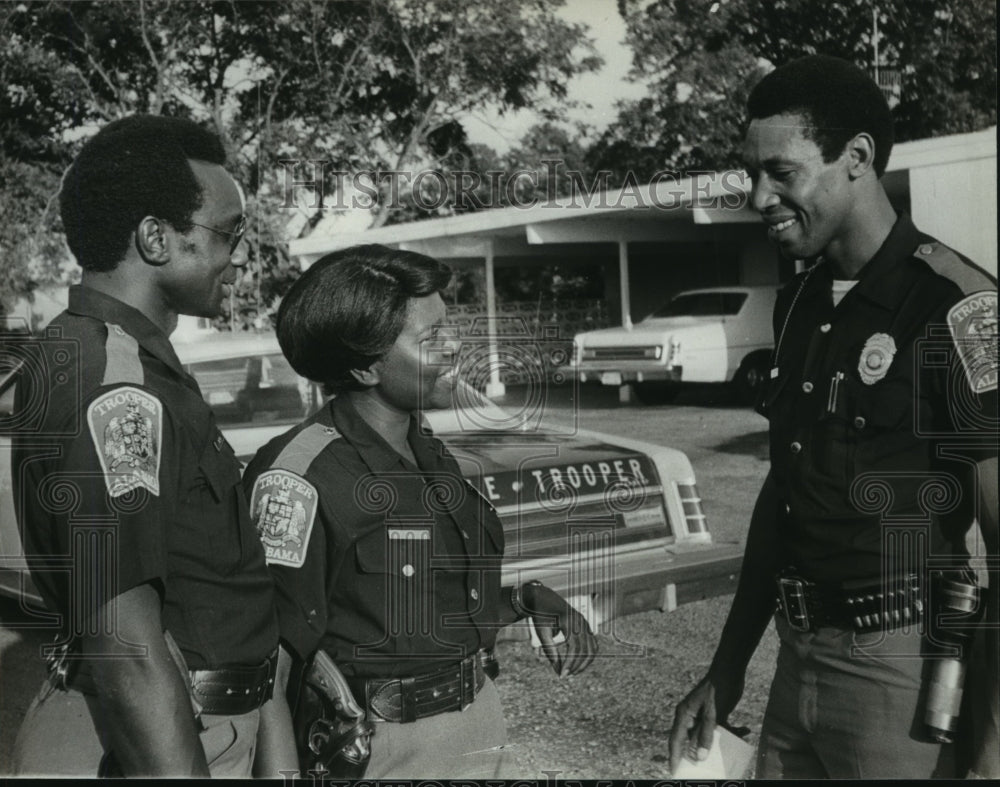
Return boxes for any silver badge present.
[858,333,897,385]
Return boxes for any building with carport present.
[289,127,996,396]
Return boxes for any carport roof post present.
[482,238,504,398]
[619,239,631,331]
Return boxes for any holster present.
[289,650,374,778]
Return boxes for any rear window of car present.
[185,352,321,427]
[651,292,747,318]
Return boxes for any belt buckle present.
[778,577,811,632]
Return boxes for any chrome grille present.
[582,346,661,361]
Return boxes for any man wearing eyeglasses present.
[10,115,295,777]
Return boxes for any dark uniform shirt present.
[11,286,278,669]
[759,213,998,583]
[242,394,505,678]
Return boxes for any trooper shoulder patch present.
[250,469,319,568]
[87,386,163,497]
[948,291,998,394]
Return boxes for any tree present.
[589,0,765,180]
[0,0,601,326]
[592,0,996,182]
[426,121,595,215]
[1,0,251,317]
[738,0,996,141]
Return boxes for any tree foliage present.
[592,0,996,182]
[0,0,600,325]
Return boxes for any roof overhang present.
[288,127,997,265]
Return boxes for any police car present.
[0,332,742,631]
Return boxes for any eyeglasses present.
[189,215,248,254]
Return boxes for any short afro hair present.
[747,55,894,177]
[276,244,453,395]
[59,115,227,272]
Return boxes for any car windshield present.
[185,352,320,427]
[650,292,747,318]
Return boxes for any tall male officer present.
[669,55,998,779]
[10,115,295,777]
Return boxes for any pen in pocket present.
[827,371,845,413]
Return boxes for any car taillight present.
[675,482,709,540]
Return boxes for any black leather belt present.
[189,649,278,715]
[64,649,278,716]
[776,572,924,633]
[347,650,497,724]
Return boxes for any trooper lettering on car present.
[525,458,651,495]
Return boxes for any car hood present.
[579,316,720,342]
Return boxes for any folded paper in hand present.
[671,726,755,779]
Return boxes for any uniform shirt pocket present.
[188,436,246,575]
[355,525,434,577]
[851,375,924,467]
[757,371,790,419]
[853,376,914,432]
[354,526,394,574]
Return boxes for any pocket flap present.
[756,370,790,417]
[852,377,912,430]
[199,434,242,502]
[355,526,433,574]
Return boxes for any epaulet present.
[101,322,145,386]
[250,422,340,569]
[270,422,341,476]
[914,241,997,295]
[87,324,160,498]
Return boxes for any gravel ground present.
[1,381,774,777]
[491,382,776,779]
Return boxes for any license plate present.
[623,505,667,529]
[600,371,623,386]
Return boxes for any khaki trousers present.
[364,677,520,779]
[12,681,260,777]
[756,615,952,779]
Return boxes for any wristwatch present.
[510,579,543,620]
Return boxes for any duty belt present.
[775,572,924,633]
[346,649,497,724]
[61,649,278,716]
[188,649,278,715]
